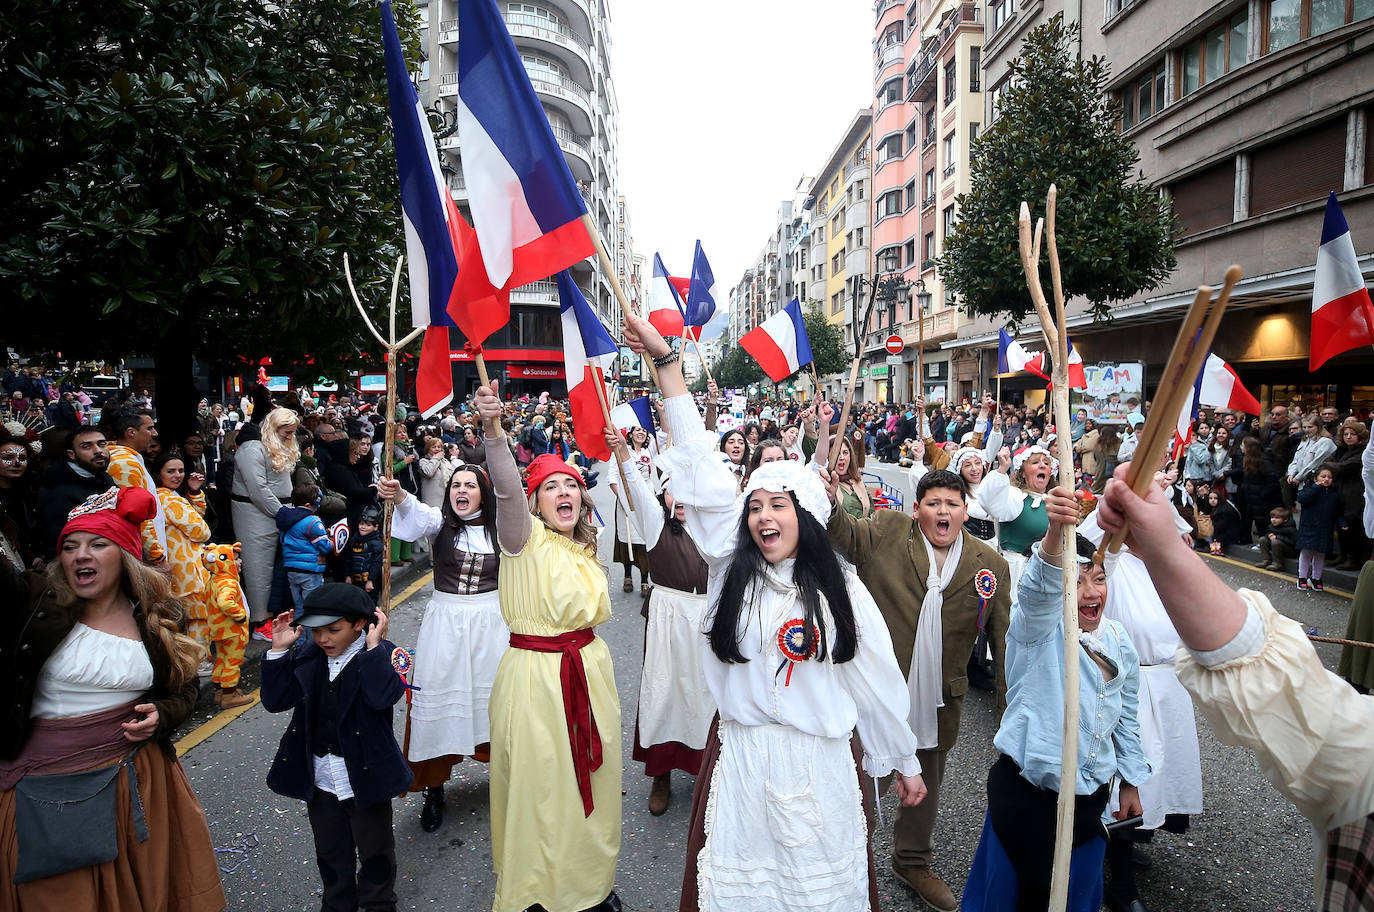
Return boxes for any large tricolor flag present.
[1310,192,1374,370]
[647,253,687,338]
[381,0,462,417]
[996,329,1086,389]
[741,298,813,382]
[683,241,722,342]
[1196,353,1262,416]
[558,271,618,462]
[610,397,655,436]
[456,0,595,290]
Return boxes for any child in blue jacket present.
[346,505,386,604]
[277,481,334,620]
[261,584,413,911]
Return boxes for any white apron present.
[637,585,715,751]
[408,588,509,760]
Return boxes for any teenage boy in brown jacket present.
[828,468,1012,912]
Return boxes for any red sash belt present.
[508,628,602,817]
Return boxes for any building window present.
[970,47,982,92]
[831,177,840,196]
[969,122,981,152]
[923,106,937,147]
[941,204,956,239]
[943,57,958,107]
[904,239,917,266]
[832,253,842,276]
[990,0,1018,31]
[878,189,904,218]
[876,133,904,165]
[1265,0,1374,52]
[1181,11,1249,95]
[905,179,917,209]
[881,21,904,46]
[1105,0,1137,17]
[924,168,936,204]
[831,291,844,315]
[878,247,901,272]
[1250,117,1348,215]
[879,76,904,107]
[942,132,957,177]
[904,123,917,153]
[923,231,936,262]
[855,227,865,248]
[420,59,430,81]
[1169,160,1237,235]
[830,209,845,237]
[1119,59,1166,129]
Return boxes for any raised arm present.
[476,380,531,555]
[604,429,664,546]
[376,477,444,542]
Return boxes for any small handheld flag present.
[558,271,618,462]
[647,253,687,338]
[683,241,721,341]
[741,298,813,383]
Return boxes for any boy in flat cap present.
[261,583,413,911]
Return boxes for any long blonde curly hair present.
[46,551,204,691]
[261,407,302,474]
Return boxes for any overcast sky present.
[610,0,875,299]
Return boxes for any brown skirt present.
[402,699,491,792]
[0,745,226,912]
[677,716,880,912]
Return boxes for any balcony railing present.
[875,43,903,74]
[551,125,590,152]
[505,12,590,51]
[875,0,903,21]
[907,48,939,102]
[943,162,956,179]
[922,196,935,210]
[844,155,870,180]
[528,72,591,104]
[970,74,981,92]
[922,130,936,150]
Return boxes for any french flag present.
[1196,353,1262,415]
[647,253,687,338]
[610,397,655,435]
[741,298,813,383]
[381,0,462,417]
[1310,192,1374,370]
[558,271,618,462]
[683,241,721,341]
[456,0,595,290]
[997,329,1086,389]
[1171,370,1204,460]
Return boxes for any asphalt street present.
[177,460,1352,911]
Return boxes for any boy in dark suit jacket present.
[261,583,413,911]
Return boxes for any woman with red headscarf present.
[476,381,622,912]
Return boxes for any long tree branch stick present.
[344,253,389,349]
[829,357,863,472]
[581,213,660,390]
[1020,190,1079,912]
[378,257,406,614]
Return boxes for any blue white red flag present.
[997,329,1086,389]
[457,0,595,290]
[381,0,460,416]
[647,253,686,338]
[610,397,655,435]
[740,298,813,383]
[683,241,721,341]
[558,271,617,462]
[1196,353,1261,416]
[1310,192,1374,370]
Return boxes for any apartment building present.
[968,0,1374,412]
[804,109,872,399]
[868,0,986,404]
[414,0,627,397]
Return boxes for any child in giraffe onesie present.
[202,543,251,707]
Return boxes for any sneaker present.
[1249,544,1261,551]
[1312,578,1324,592]
[196,660,214,678]
[251,620,273,642]
[1297,577,1309,591]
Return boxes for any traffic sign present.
[884,334,904,355]
[886,355,903,365]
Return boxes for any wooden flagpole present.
[581,213,661,390]
[829,357,863,471]
[591,367,635,513]
[344,254,425,613]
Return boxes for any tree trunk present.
[152,329,202,445]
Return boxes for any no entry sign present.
[884,334,904,355]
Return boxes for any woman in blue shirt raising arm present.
[963,485,1151,912]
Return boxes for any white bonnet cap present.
[741,460,832,526]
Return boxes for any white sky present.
[611,0,875,298]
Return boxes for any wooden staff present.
[828,357,863,471]
[684,329,715,387]
[1094,264,1241,564]
[916,301,925,401]
[590,366,635,513]
[581,213,660,390]
[345,254,425,612]
[1016,187,1081,912]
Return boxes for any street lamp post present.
[875,274,913,406]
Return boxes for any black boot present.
[420,785,445,832]
[581,892,621,912]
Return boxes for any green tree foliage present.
[938,15,1177,325]
[802,301,848,377]
[712,343,764,389]
[0,0,418,428]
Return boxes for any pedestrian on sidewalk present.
[1296,465,1345,591]
[261,586,410,912]
[377,464,507,834]
[1257,506,1298,570]
[276,481,333,619]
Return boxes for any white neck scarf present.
[908,530,963,749]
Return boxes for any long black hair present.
[719,428,750,466]
[710,490,857,665]
[440,463,498,545]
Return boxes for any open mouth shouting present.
[1078,597,1104,630]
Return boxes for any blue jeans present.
[287,570,324,619]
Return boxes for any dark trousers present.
[1259,537,1291,567]
[306,788,397,912]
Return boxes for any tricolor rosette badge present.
[975,569,997,632]
[775,617,820,687]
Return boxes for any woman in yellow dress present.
[476,379,621,912]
